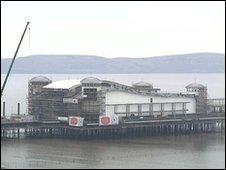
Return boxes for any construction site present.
[27,75,217,124]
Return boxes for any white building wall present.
[106,91,151,104]
[105,91,196,116]
[142,104,149,112]
[130,105,138,112]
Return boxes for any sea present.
[1,73,225,169]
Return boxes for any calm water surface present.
[1,133,225,169]
[1,73,225,169]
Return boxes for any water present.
[1,73,225,115]
[1,134,225,169]
[1,73,225,169]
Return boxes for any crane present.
[1,21,30,97]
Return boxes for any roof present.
[106,89,195,98]
[43,79,81,89]
[133,81,152,87]
[102,80,130,87]
[185,83,205,89]
[29,76,51,83]
[81,77,102,84]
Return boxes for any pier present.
[1,98,225,140]
[1,112,225,140]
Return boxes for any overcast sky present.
[1,1,225,59]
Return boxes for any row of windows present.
[83,88,97,93]
[82,83,100,87]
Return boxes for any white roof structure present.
[43,79,81,89]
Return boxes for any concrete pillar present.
[126,104,130,117]
[172,103,175,118]
[138,104,142,116]
[182,103,186,116]
[149,103,153,116]
[160,103,164,116]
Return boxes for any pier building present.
[27,76,206,124]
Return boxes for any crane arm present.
[1,21,30,97]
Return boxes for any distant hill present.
[1,53,225,74]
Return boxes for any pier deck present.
[1,112,225,139]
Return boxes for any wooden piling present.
[3,101,6,117]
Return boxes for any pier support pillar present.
[3,101,6,117]
[17,103,20,115]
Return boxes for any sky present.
[1,1,225,59]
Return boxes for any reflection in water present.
[1,133,225,169]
